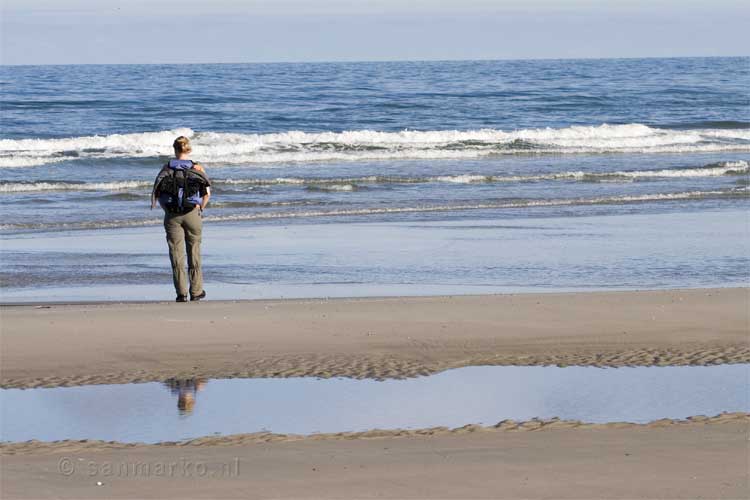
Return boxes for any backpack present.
[155,160,211,213]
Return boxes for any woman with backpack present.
[151,136,211,302]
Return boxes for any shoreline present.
[2,287,747,389]
[0,282,746,306]
[1,412,746,454]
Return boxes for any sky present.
[1,0,748,65]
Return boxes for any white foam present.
[435,175,491,183]
[223,177,308,185]
[0,181,151,193]
[0,128,193,168]
[215,161,747,187]
[306,184,357,192]
[0,157,67,168]
[3,187,745,232]
[1,125,749,167]
[609,161,749,179]
[200,188,747,222]
[4,160,746,194]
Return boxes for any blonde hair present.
[173,136,192,155]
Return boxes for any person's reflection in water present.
[164,378,207,415]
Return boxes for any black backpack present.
[157,160,210,212]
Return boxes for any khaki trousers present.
[164,207,203,296]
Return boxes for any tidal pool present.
[1,364,747,444]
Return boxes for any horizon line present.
[2,54,748,68]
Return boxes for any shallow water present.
[1,365,747,444]
[1,208,748,303]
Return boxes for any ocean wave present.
[1,124,749,167]
[304,184,359,192]
[202,188,747,222]
[0,128,192,168]
[215,160,750,186]
[2,187,746,232]
[656,120,750,130]
[209,200,326,209]
[0,180,151,193]
[3,161,747,194]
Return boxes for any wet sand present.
[1,288,748,389]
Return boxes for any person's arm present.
[201,187,211,211]
[151,178,158,209]
[193,163,211,211]
[151,188,159,209]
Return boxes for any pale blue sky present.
[1,0,748,65]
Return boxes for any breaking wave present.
[0,180,151,193]
[1,124,749,167]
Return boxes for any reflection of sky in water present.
[1,365,747,444]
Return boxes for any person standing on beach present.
[151,136,211,302]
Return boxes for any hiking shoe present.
[191,290,206,301]
[176,295,188,303]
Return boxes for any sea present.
[1,57,748,302]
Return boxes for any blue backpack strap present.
[167,159,195,171]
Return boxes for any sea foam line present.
[1,124,749,167]
[3,161,747,193]
[1,188,745,231]
[0,180,151,193]
[203,188,747,223]
[223,160,749,186]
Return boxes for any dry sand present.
[1,414,747,499]
[1,288,748,498]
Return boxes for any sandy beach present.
[1,414,747,499]
[1,288,748,389]
[3,21,749,498]
[2,287,748,498]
